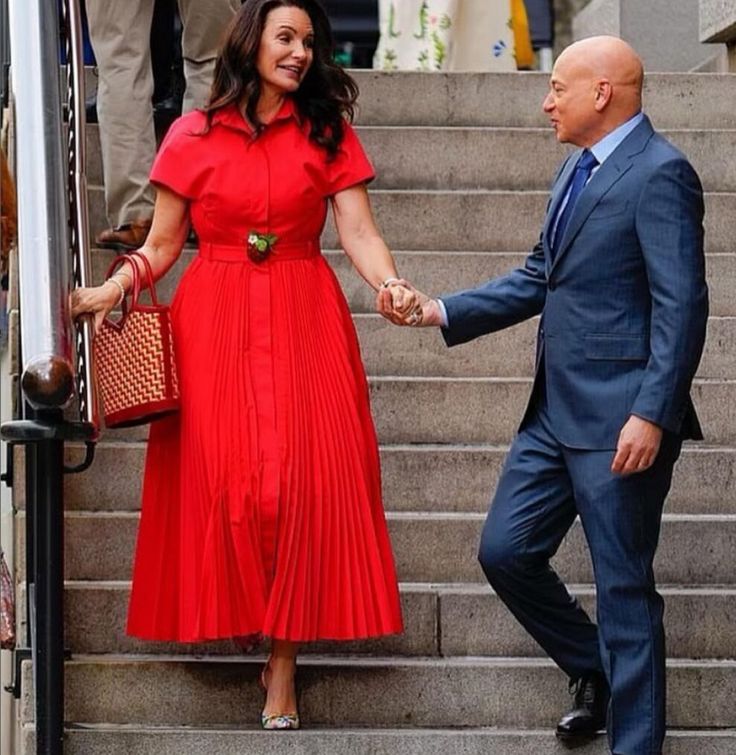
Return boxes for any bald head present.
[543,36,644,147]
[559,36,643,100]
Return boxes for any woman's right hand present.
[71,281,121,333]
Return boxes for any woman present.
[72,0,415,730]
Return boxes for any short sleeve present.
[325,121,375,196]
[149,112,207,200]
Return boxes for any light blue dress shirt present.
[437,111,645,327]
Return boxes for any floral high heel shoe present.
[260,658,301,730]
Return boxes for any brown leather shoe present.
[95,218,152,250]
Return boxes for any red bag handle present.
[104,250,160,322]
[127,250,160,306]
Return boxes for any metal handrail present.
[2,2,99,753]
[9,0,75,410]
[62,0,100,435]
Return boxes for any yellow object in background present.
[374,0,536,72]
[511,0,535,69]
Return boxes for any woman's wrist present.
[379,276,402,290]
[115,268,133,285]
[104,277,126,307]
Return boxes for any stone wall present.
[700,0,736,71]
[554,0,591,54]
[572,0,720,71]
[700,0,736,42]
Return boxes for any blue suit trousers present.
[478,395,682,755]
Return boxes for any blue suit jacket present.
[441,116,709,449]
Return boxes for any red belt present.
[198,240,320,263]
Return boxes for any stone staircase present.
[16,71,736,752]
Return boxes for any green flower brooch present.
[247,231,278,263]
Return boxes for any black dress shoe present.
[556,671,609,744]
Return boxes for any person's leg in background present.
[86,0,156,246]
[177,0,239,112]
[151,0,179,117]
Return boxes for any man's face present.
[542,56,599,146]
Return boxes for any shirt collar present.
[589,111,645,166]
[210,97,300,134]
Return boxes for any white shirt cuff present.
[437,298,449,328]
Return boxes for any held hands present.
[376,280,443,327]
[611,415,663,476]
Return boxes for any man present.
[86,0,239,248]
[380,37,708,755]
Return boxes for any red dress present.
[126,100,403,642]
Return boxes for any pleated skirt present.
[126,249,404,642]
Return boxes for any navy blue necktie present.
[551,149,599,261]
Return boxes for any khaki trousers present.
[86,0,239,228]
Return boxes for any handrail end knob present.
[21,355,76,409]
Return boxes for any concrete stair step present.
[362,127,736,192]
[350,72,736,130]
[354,314,735,379]
[20,656,736,728]
[76,246,736,370]
[76,68,736,127]
[87,188,736,255]
[337,249,736,316]
[370,377,736,445]
[390,513,736,584]
[44,582,736,660]
[91,249,736,318]
[87,377,736,446]
[334,190,736,254]
[56,443,736,515]
[20,725,736,755]
[85,124,736,192]
[19,512,736,585]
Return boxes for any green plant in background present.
[417,48,430,70]
[431,30,446,69]
[383,48,398,71]
[439,14,452,31]
[388,2,400,38]
[414,0,429,40]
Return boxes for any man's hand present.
[376,282,443,327]
[611,416,663,476]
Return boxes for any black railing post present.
[3,419,93,753]
[32,420,65,755]
[24,436,36,650]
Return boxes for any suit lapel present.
[549,116,655,274]
[542,153,578,258]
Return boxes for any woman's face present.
[256,6,314,96]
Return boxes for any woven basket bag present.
[94,251,179,428]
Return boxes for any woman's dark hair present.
[204,0,358,159]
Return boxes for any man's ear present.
[594,80,613,112]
